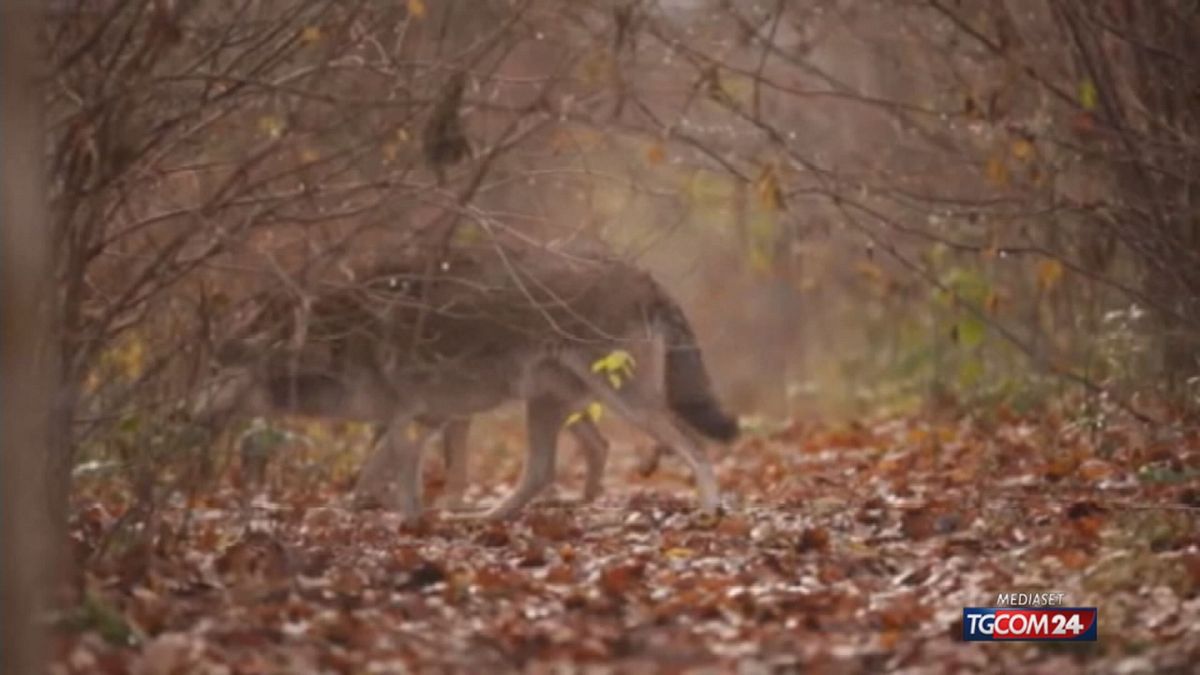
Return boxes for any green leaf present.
[956,317,986,349]
[958,358,984,387]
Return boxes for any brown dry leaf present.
[474,523,510,547]
[645,142,666,166]
[985,155,1009,186]
[984,290,1001,315]
[1071,515,1106,541]
[797,526,831,552]
[1043,453,1079,480]
[1078,458,1119,482]
[1054,548,1091,570]
[1181,554,1200,591]
[1072,111,1097,135]
[132,633,202,675]
[901,508,938,541]
[754,163,786,211]
[716,515,752,537]
[878,593,933,630]
[545,564,575,584]
[1036,259,1064,292]
[599,562,645,596]
[1011,138,1035,161]
[300,26,322,44]
[473,565,518,594]
[528,511,578,541]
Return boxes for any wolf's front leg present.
[353,417,428,522]
[484,394,567,520]
[438,417,472,511]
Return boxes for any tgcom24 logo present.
[962,607,1098,642]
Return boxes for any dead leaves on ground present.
[55,411,1200,673]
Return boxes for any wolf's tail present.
[652,292,739,442]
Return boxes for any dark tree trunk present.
[1,2,58,673]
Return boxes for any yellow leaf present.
[1036,259,1064,292]
[299,148,319,163]
[1010,138,1034,161]
[565,402,604,428]
[592,350,636,376]
[300,26,322,44]
[645,142,666,166]
[593,350,636,389]
[1079,79,1098,111]
[718,72,753,105]
[407,0,427,19]
[748,243,772,274]
[451,223,484,246]
[577,50,614,87]
[406,422,423,442]
[585,402,604,423]
[257,115,284,139]
[108,337,146,380]
[985,156,1009,186]
[754,163,784,212]
[663,547,694,560]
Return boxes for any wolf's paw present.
[480,503,524,521]
[436,494,474,512]
[580,483,605,503]
[350,489,389,511]
[440,506,494,522]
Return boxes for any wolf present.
[234,411,612,508]
[207,239,738,521]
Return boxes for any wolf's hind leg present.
[564,358,720,514]
[353,415,430,522]
[569,418,609,502]
[484,394,567,520]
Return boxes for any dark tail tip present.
[674,402,740,442]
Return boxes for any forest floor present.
[57,409,1200,674]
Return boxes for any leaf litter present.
[55,412,1200,673]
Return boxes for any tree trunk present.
[1,2,58,673]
